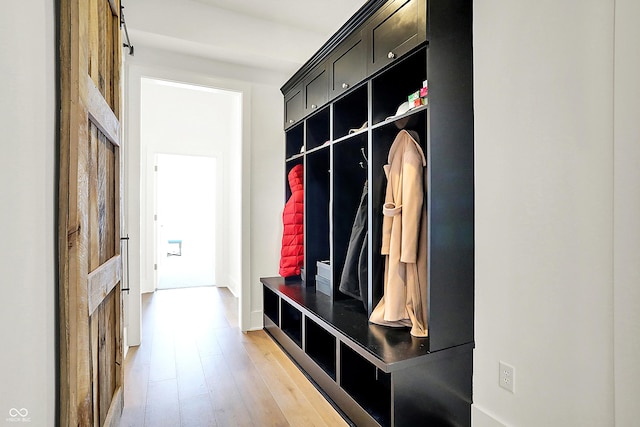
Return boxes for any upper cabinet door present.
[304,63,328,113]
[365,0,427,75]
[284,83,304,129]
[329,33,365,100]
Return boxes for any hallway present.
[118,287,349,427]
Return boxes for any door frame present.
[123,64,253,348]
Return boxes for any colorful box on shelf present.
[408,80,428,108]
[408,93,427,107]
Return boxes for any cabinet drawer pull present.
[342,83,350,89]
[311,104,317,109]
[288,119,295,124]
[388,51,396,59]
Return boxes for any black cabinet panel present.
[305,64,328,112]
[284,84,304,129]
[366,0,427,75]
[329,34,366,99]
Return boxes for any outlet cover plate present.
[499,361,515,393]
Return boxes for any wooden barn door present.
[58,0,124,426]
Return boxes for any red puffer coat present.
[279,164,304,277]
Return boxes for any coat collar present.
[388,130,427,166]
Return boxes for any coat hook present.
[359,147,368,168]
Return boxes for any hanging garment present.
[369,130,428,337]
[339,180,368,309]
[279,164,304,277]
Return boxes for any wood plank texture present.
[108,0,118,16]
[104,387,124,427]
[86,74,120,145]
[59,0,123,425]
[88,255,122,316]
[89,121,100,272]
[119,287,350,427]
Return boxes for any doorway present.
[122,75,247,349]
[156,153,217,289]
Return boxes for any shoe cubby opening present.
[333,84,368,141]
[332,135,369,307]
[340,343,392,427]
[281,299,303,348]
[306,107,331,151]
[304,317,337,380]
[305,148,331,286]
[371,47,427,126]
[286,122,304,160]
[263,285,279,325]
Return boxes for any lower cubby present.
[340,343,391,426]
[263,286,279,325]
[281,299,302,347]
[305,317,337,380]
[261,277,473,427]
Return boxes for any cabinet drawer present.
[284,83,304,129]
[304,64,328,112]
[366,0,427,75]
[329,33,365,99]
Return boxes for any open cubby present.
[263,286,279,325]
[371,47,427,125]
[285,122,304,160]
[369,110,428,308]
[305,317,337,380]
[305,148,330,285]
[281,299,302,347]
[332,135,369,306]
[340,343,391,427]
[333,84,368,140]
[306,107,331,151]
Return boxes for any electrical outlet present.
[499,361,515,393]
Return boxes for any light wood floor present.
[119,286,349,427]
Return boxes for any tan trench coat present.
[369,130,428,337]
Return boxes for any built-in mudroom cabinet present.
[261,0,474,425]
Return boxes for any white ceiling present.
[192,0,367,35]
[125,0,367,74]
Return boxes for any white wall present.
[473,0,639,425]
[248,82,287,327]
[0,0,56,424]
[613,0,640,425]
[124,46,285,342]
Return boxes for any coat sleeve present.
[400,144,424,264]
[380,164,393,256]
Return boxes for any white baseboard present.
[472,404,507,427]
[227,276,240,296]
